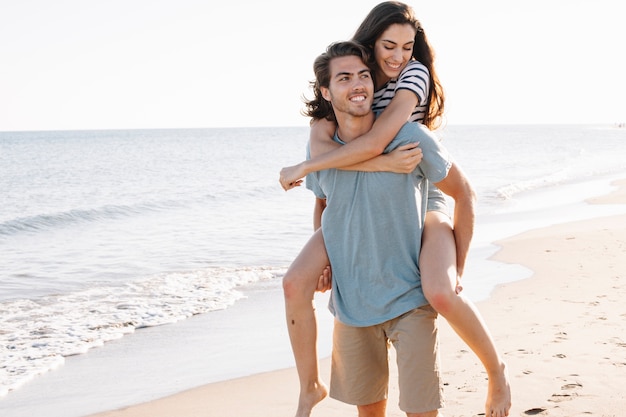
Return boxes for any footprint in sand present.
[548,381,582,402]
[506,348,531,356]
[524,407,547,415]
[561,382,582,390]
[548,393,575,402]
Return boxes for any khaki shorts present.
[329,306,444,413]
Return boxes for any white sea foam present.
[0,266,285,396]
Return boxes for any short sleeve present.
[396,60,430,108]
[304,142,326,199]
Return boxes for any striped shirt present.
[371,59,447,214]
[372,60,430,123]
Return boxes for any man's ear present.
[321,86,331,102]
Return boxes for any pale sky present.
[1,0,624,131]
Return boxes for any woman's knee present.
[282,262,322,303]
[283,229,328,302]
[282,271,295,297]
[282,269,308,301]
[425,290,456,315]
[421,211,457,314]
[423,279,458,315]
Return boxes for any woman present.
[280,3,511,417]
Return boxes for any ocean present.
[1,124,626,416]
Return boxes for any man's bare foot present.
[485,362,511,417]
[295,381,328,417]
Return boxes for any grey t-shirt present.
[306,122,452,326]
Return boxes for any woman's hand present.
[380,142,422,174]
[279,163,306,191]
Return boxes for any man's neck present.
[336,112,375,143]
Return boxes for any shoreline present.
[85,178,626,417]
[1,175,624,417]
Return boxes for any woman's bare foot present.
[485,362,511,417]
[295,381,328,417]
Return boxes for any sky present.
[1,0,624,131]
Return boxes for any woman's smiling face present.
[373,23,416,87]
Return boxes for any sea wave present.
[0,184,283,238]
[494,170,571,201]
[0,265,286,397]
[0,199,193,237]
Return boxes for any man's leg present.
[330,320,389,412]
[389,307,444,416]
[357,399,387,417]
[406,411,438,417]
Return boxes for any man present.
[304,41,476,417]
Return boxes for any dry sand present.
[90,179,626,417]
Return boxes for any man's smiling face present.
[321,55,374,118]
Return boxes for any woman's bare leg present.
[420,211,511,417]
[283,229,330,417]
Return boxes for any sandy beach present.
[88,179,626,417]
